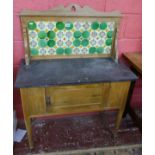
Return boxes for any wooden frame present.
[20,4,121,65]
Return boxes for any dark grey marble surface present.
[15,58,137,88]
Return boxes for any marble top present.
[15,58,137,88]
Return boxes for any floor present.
[13,110,142,155]
[32,144,142,155]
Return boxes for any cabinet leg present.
[123,81,136,117]
[115,82,133,129]
[25,117,33,149]
[115,109,124,129]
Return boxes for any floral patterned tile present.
[27,21,115,56]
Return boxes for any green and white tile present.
[27,21,115,56]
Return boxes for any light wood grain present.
[115,81,131,129]
[21,17,30,65]
[20,80,130,148]
[20,88,46,115]
[46,84,103,112]
[18,5,128,149]
[31,54,111,60]
[20,82,130,118]
[20,82,130,117]
[20,88,47,148]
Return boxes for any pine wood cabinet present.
[20,82,130,117]
[15,5,137,148]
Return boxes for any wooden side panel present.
[114,81,131,129]
[20,88,46,115]
[20,87,46,149]
[107,81,130,108]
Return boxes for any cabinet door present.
[45,83,110,114]
[44,82,130,115]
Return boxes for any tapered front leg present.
[24,117,33,149]
[115,81,132,129]
[115,109,124,129]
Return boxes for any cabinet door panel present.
[45,82,130,114]
[45,83,111,113]
[46,84,102,106]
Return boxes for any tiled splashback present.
[27,21,115,56]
